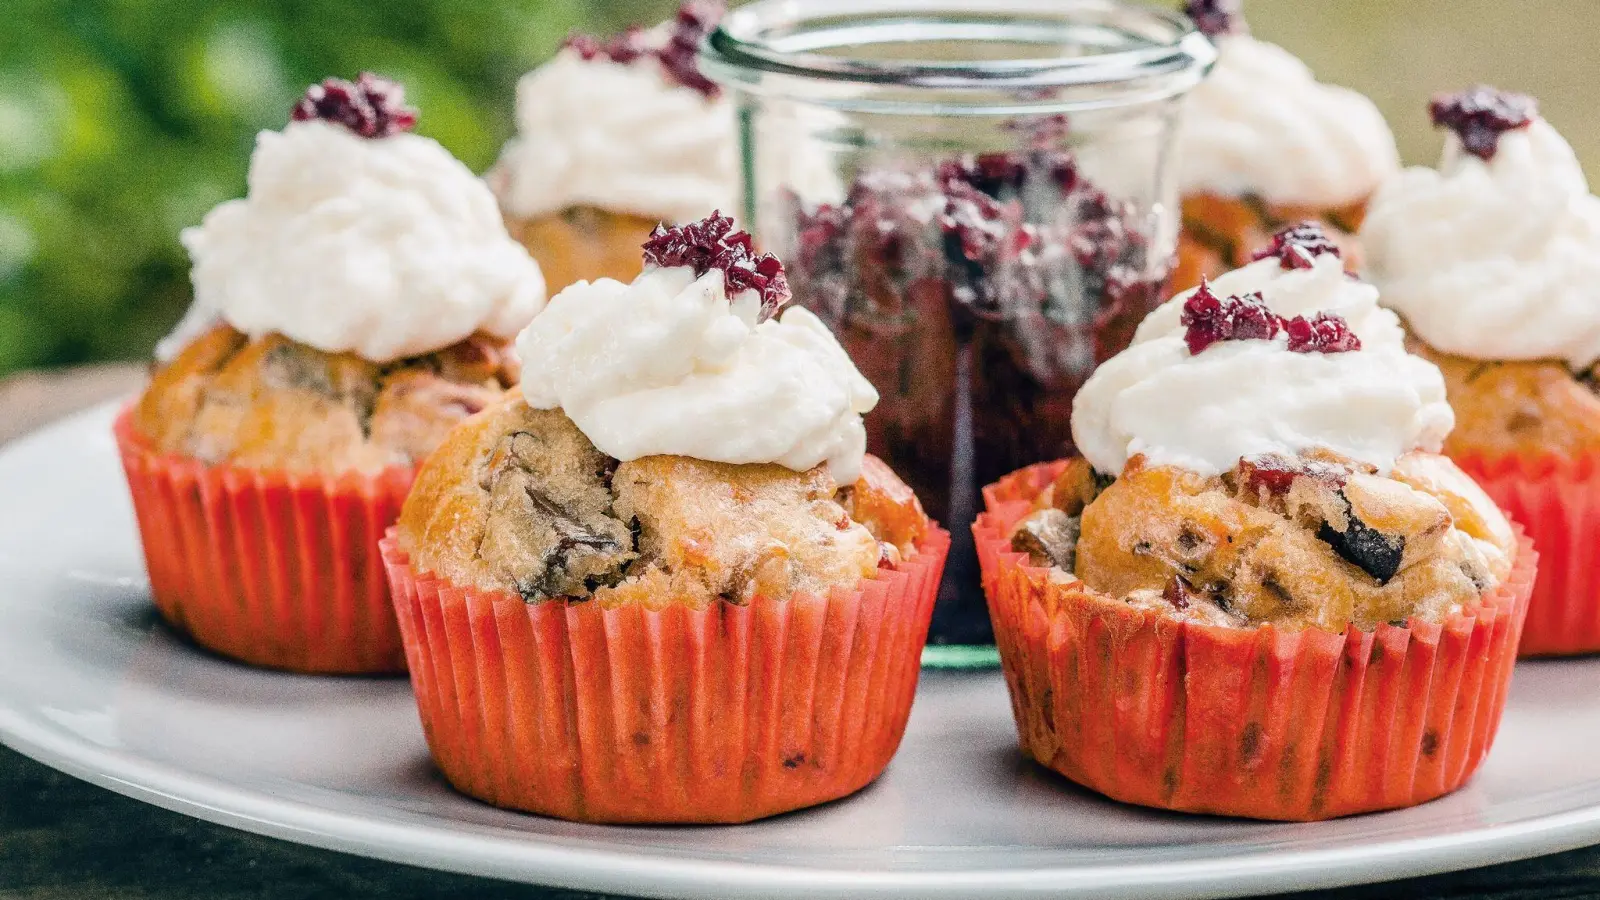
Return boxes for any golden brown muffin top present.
[130,325,519,474]
[1010,451,1515,632]
[1409,334,1600,459]
[396,395,929,609]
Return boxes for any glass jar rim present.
[701,0,1216,107]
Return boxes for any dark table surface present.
[1,364,1594,900]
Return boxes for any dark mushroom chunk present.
[1010,508,1081,572]
[1316,511,1404,583]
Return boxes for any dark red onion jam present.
[1181,280,1360,355]
[290,73,417,138]
[1250,221,1343,270]
[643,212,790,319]
[1239,453,1349,496]
[563,0,723,98]
[1181,283,1279,354]
[1184,0,1246,38]
[782,126,1173,644]
[1428,86,1537,161]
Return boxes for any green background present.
[1,0,1594,377]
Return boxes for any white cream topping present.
[1363,119,1600,369]
[1179,34,1400,206]
[516,265,879,482]
[1073,255,1453,476]
[490,49,739,223]
[163,120,546,363]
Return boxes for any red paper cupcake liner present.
[114,409,414,674]
[380,525,950,824]
[976,460,1535,821]
[1455,451,1600,657]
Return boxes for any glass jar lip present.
[702,0,1216,99]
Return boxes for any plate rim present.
[3,401,1600,899]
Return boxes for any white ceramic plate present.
[4,402,1600,900]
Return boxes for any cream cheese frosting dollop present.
[164,119,546,362]
[1180,34,1400,206]
[1362,117,1600,369]
[1072,253,1453,476]
[516,265,879,483]
[490,48,740,224]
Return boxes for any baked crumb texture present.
[132,324,518,473]
[1424,325,1600,656]
[1411,334,1600,458]
[1175,193,1367,291]
[977,457,1534,820]
[381,393,945,823]
[503,205,658,296]
[396,395,929,609]
[1007,451,1514,632]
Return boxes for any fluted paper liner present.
[380,524,949,824]
[115,409,413,674]
[1456,451,1600,657]
[977,460,1535,821]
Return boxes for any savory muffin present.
[975,223,1533,820]
[1365,86,1600,459]
[488,1,840,294]
[133,327,517,475]
[396,395,927,612]
[487,1,724,295]
[1011,448,1513,634]
[116,73,546,673]
[1362,86,1600,655]
[382,214,949,823]
[1173,0,1399,289]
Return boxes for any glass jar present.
[702,0,1214,667]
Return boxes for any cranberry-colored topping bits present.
[1163,577,1194,610]
[1181,279,1359,355]
[1428,85,1538,160]
[564,1,722,98]
[1184,0,1246,38]
[1239,453,1349,496]
[642,212,791,319]
[1284,311,1361,354]
[938,154,1029,198]
[1180,281,1281,355]
[657,0,723,97]
[1250,221,1342,270]
[563,26,651,64]
[290,73,417,138]
[939,180,1033,267]
[1010,113,1071,148]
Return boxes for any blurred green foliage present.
[0,0,677,376]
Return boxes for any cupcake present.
[117,74,547,673]
[973,224,1534,820]
[381,213,949,823]
[1173,0,1399,290]
[1362,86,1600,655]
